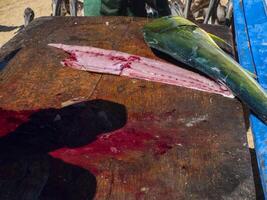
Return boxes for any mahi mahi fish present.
[49,43,233,97]
[143,16,267,123]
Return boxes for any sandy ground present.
[0,0,51,47]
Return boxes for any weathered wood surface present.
[0,17,255,199]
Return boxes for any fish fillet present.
[49,43,233,98]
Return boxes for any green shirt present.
[84,0,170,17]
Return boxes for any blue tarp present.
[233,0,267,197]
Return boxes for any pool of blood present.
[49,123,183,174]
[0,108,183,175]
[49,109,182,174]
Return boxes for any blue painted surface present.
[234,0,267,196]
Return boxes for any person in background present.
[24,7,35,27]
[100,0,171,17]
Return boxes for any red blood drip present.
[0,108,35,137]
[68,52,78,62]
[108,55,142,70]
[127,55,141,62]
[120,62,132,70]
[109,55,128,62]
[154,142,173,155]
[50,125,181,174]
[120,56,141,70]
[50,129,154,157]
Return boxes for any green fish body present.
[143,16,267,123]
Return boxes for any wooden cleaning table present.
[0,17,255,199]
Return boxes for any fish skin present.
[49,43,233,98]
[143,16,267,123]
